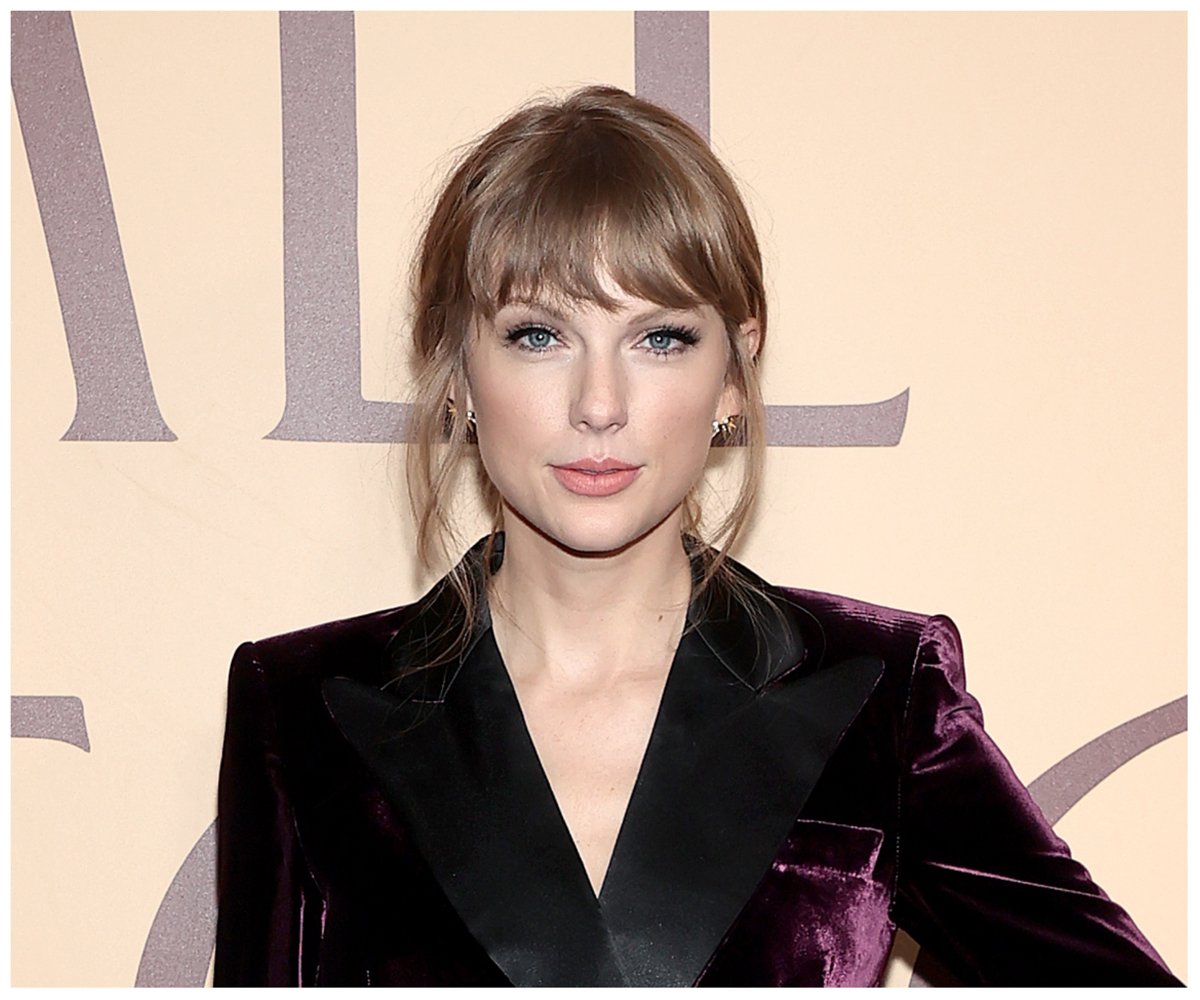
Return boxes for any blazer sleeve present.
[214,642,321,986]
[891,615,1181,986]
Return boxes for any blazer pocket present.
[773,818,885,880]
[703,819,893,986]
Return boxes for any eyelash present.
[503,323,700,357]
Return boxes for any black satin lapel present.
[597,591,884,987]
[322,539,882,987]
[322,632,629,988]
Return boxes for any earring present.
[711,414,739,440]
[445,400,477,431]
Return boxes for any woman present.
[214,85,1179,987]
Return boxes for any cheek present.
[470,371,561,478]
[647,370,725,434]
[634,383,722,486]
[471,357,550,425]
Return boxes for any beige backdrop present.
[11,11,1185,986]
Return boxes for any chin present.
[511,500,679,558]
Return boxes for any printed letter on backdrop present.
[11,12,176,443]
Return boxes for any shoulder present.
[777,585,931,637]
[223,603,428,770]
[770,583,959,670]
[231,602,419,690]
[763,581,970,723]
[713,552,965,691]
[767,585,975,769]
[768,593,975,758]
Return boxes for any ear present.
[716,379,741,425]
[716,317,762,420]
[735,316,762,364]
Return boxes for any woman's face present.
[465,272,758,556]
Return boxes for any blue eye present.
[506,325,559,352]
[641,325,700,355]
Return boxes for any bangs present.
[462,122,749,322]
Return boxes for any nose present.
[569,349,628,433]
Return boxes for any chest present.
[510,670,670,895]
[292,736,898,988]
[316,624,895,986]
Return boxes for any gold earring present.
[711,414,738,439]
[445,400,477,430]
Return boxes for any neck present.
[487,515,693,687]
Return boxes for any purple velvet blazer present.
[214,541,1179,987]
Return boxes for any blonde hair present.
[404,85,769,664]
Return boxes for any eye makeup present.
[502,321,701,357]
[504,323,560,352]
[639,324,700,356]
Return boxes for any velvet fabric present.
[215,540,1180,987]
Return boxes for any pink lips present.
[550,458,642,497]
